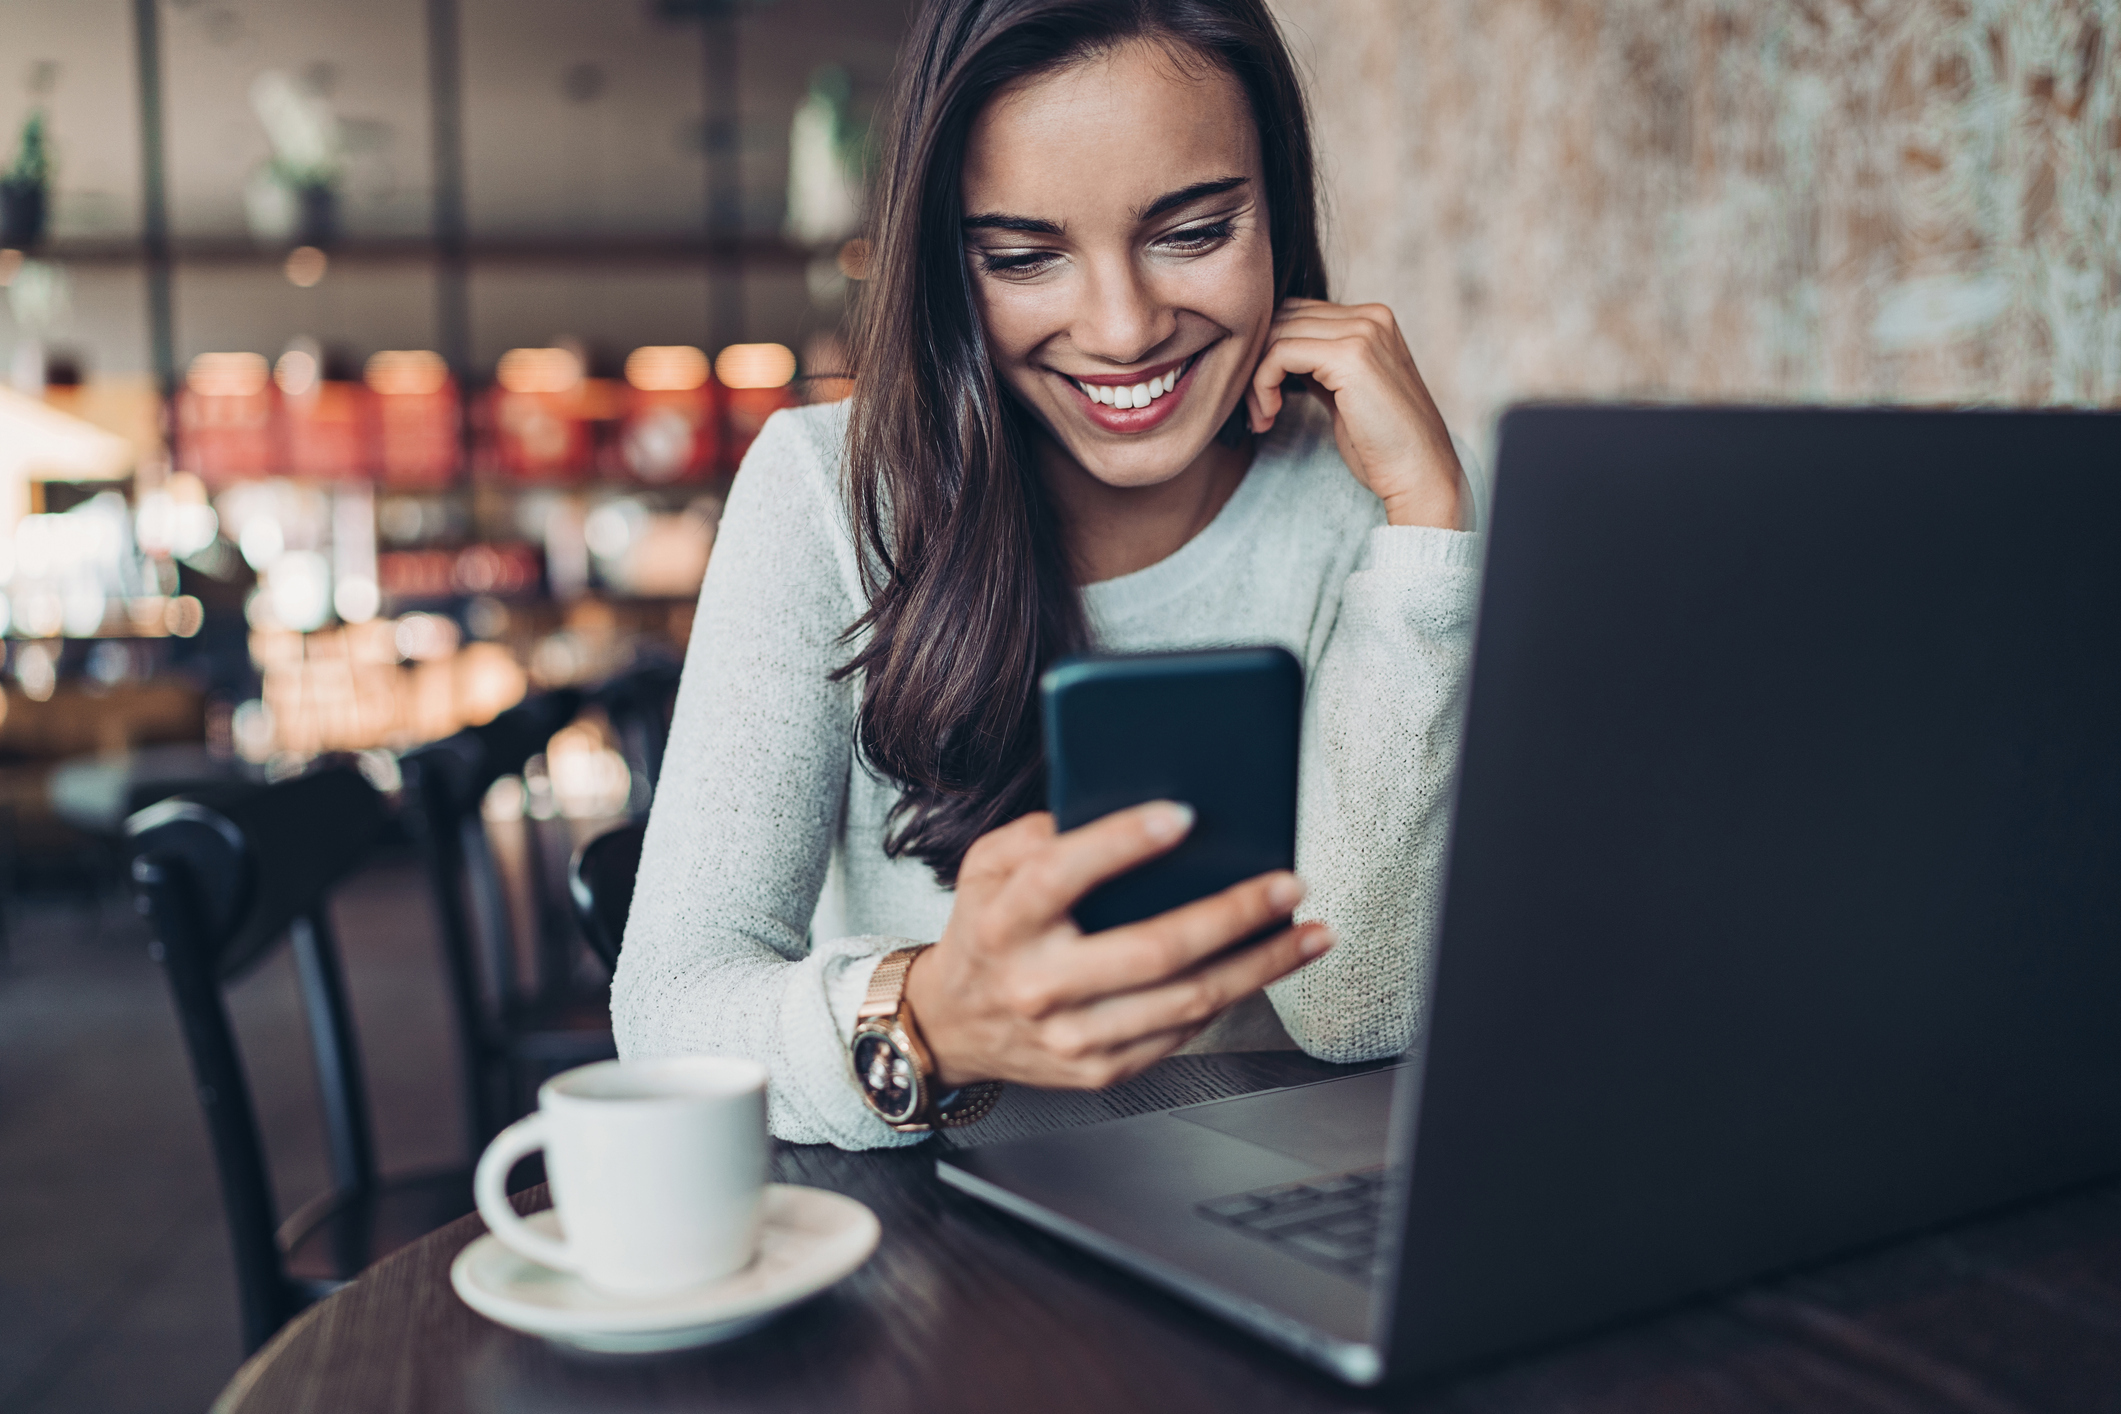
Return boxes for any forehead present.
[961,40,1260,219]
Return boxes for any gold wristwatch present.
[850,946,1003,1133]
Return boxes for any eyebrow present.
[1135,175,1248,222]
[960,175,1250,237]
[960,212,1063,236]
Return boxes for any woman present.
[613,0,1483,1147]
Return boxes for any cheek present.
[1229,239,1280,338]
[1159,241,1276,351]
[974,280,1066,366]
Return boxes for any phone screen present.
[1041,646,1303,935]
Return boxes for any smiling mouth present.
[1061,349,1206,410]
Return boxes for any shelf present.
[26,235,815,271]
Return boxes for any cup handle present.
[474,1113,577,1273]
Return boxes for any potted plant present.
[244,71,341,248]
[2,110,51,250]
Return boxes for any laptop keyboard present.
[1195,1166,1388,1282]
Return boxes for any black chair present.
[127,766,475,1353]
[594,657,682,814]
[569,820,645,976]
[399,689,613,1149]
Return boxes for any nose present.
[1074,255,1176,367]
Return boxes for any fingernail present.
[1268,873,1305,910]
[1301,926,1336,958]
[1144,801,1194,842]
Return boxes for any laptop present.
[936,405,2121,1387]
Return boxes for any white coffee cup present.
[474,1056,770,1296]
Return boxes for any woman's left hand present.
[1246,297,1465,530]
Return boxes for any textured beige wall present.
[1271,0,2121,448]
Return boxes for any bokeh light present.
[497,347,584,394]
[714,343,797,389]
[187,352,270,397]
[284,245,328,287]
[274,348,319,396]
[624,345,710,392]
[365,349,450,396]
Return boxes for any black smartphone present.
[1040,646,1303,935]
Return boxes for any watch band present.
[932,1079,1004,1128]
[858,946,924,1022]
[856,946,1003,1130]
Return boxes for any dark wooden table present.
[214,1053,2121,1414]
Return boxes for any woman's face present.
[960,40,1274,490]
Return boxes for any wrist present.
[901,951,977,1090]
[850,945,1001,1132]
[1382,479,1462,530]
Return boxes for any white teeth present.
[1075,361,1185,408]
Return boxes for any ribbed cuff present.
[1357,523,1484,575]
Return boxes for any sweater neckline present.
[1079,419,1296,627]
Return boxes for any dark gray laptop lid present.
[1382,405,2121,1378]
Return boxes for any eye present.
[973,247,1061,278]
[1156,218,1235,254]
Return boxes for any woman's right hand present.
[901,801,1335,1091]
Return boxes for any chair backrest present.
[126,765,392,1352]
[595,658,682,811]
[398,688,583,1146]
[569,820,644,975]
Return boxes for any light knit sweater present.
[611,397,1485,1149]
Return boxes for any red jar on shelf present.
[176,353,275,484]
[284,380,368,481]
[617,345,721,484]
[488,347,593,483]
[365,351,461,489]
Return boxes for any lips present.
[1056,349,1207,435]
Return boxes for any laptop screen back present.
[1386,406,2121,1377]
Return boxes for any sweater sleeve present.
[609,411,922,1149]
[1266,448,1486,1062]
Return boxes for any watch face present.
[854,1030,920,1123]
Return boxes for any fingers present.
[1274,297,1394,332]
[1258,335,1364,384]
[1046,1022,1209,1091]
[1061,921,1336,1058]
[956,811,1056,898]
[1247,344,1288,432]
[1247,335,1345,430]
[1250,299,1418,433]
[1066,868,1307,997]
[999,867,1302,1016]
[986,800,1195,938]
[980,865,1309,1020]
[1248,333,1377,431]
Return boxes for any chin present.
[1064,426,1219,489]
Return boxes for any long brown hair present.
[837,0,1327,886]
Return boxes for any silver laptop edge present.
[933,1160,1385,1385]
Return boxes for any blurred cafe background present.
[3,0,890,1406]
[0,0,2113,1409]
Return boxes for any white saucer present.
[450,1184,880,1354]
